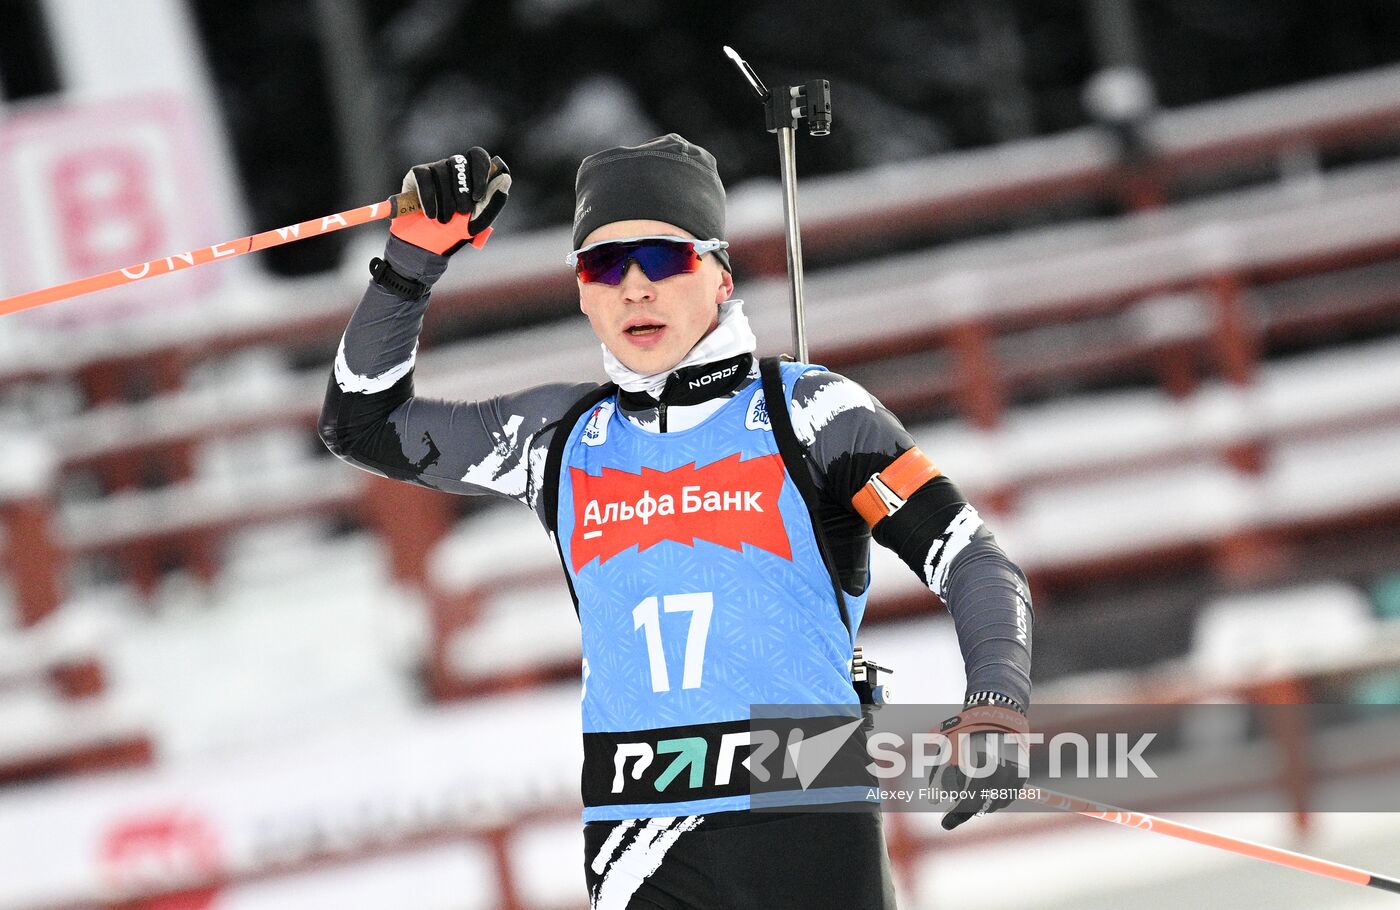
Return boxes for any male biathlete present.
[320,135,1033,909]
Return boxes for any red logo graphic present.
[571,453,791,569]
[99,809,223,908]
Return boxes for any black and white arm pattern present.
[317,235,596,516]
[790,369,1034,709]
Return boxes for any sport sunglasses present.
[565,235,729,285]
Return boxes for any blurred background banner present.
[4,1,1400,908]
[0,94,230,326]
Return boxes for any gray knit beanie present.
[572,133,730,271]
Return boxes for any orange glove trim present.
[389,212,493,255]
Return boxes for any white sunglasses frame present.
[564,235,729,269]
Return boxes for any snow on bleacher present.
[0,676,583,910]
[1193,581,1378,683]
[101,527,427,761]
[918,334,1400,564]
[1,521,434,776]
[427,503,579,684]
[213,843,503,910]
[0,588,148,775]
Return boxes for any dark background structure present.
[186,0,1400,272]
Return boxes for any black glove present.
[390,148,511,256]
[932,703,1030,831]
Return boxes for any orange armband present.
[851,446,941,528]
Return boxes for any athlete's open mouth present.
[625,324,664,336]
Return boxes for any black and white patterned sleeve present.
[791,369,1034,709]
[318,236,597,511]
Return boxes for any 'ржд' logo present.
[570,453,790,569]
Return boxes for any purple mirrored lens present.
[576,240,700,285]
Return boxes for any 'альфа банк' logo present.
[570,453,790,569]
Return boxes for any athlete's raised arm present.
[318,149,596,507]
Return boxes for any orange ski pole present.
[1035,789,1400,894]
[0,190,424,318]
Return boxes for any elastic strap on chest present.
[543,382,618,616]
[759,356,852,640]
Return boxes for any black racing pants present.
[583,809,898,909]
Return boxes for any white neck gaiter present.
[601,298,757,397]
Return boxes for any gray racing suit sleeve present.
[318,235,596,515]
[791,370,1034,709]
